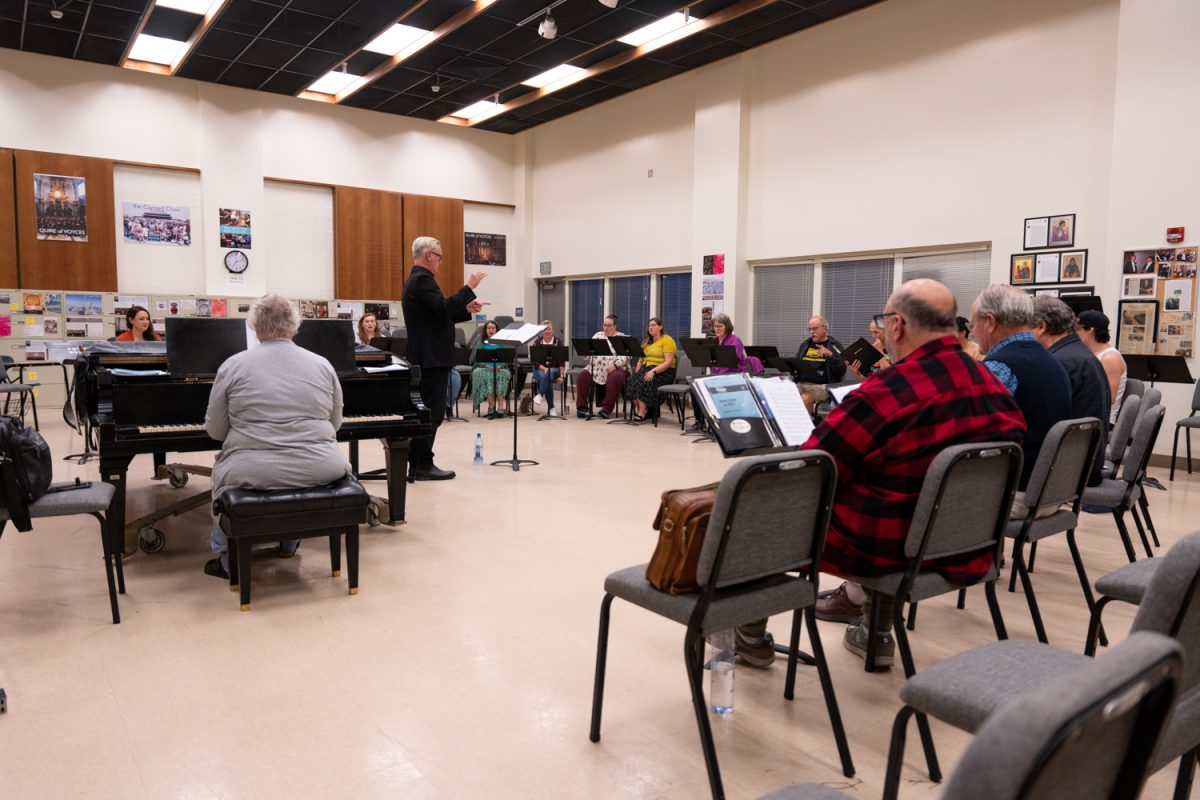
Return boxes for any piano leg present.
[384,438,411,524]
[100,454,134,560]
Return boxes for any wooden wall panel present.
[13,150,116,290]
[402,194,464,300]
[0,150,17,288]
[334,185,405,299]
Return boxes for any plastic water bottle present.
[474,432,484,465]
[708,629,735,715]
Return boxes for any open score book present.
[691,374,817,456]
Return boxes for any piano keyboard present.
[134,414,407,435]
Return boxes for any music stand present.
[572,338,616,419]
[744,345,780,362]
[1124,354,1194,387]
[484,324,545,471]
[767,356,825,383]
[683,342,739,373]
[530,344,569,421]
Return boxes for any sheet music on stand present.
[490,322,546,344]
[692,374,816,457]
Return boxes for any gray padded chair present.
[884,527,1200,800]
[1005,418,1104,645]
[1105,393,1141,476]
[1083,405,1165,562]
[0,459,122,624]
[758,632,1183,800]
[1170,377,1200,480]
[589,451,854,800]
[657,349,701,431]
[1126,377,1147,407]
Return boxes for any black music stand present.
[572,338,616,419]
[683,342,739,373]
[767,356,825,383]
[608,336,648,424]
[530,344,569,421]
[1124,354,1194,387]
[484,327,543,471]
[744,345,780,363]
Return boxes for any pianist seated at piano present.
[115,305,161,342]
[470,319,512,419]
[356,312,380,345]
[202,293,351,579]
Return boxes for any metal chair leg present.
[1066,528,1106,648]
[1014,544,1049,643]
[804,609,855,778]
[684,631,725,800]
[1008,539,1023,593]
[864,591,883,673]
[882,706,916,800]
[906,601,918,631]
[1172,424,1183,481]
[1138,493,1160,548]
[589,594,615,742]
[1027,540,1038,573]
[1130,504,1154,559]
[784,609,802,701]
[984,580,1008,640]
[956,588,967,609]
[1172,745,1198,800]
[1113,510,1138,562]
[1084,596,1114,657]
[92,511,120,624]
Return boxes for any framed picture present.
[1122,275,1157,299]
[1058,284,1095,297]
[1023,216,1050,250]
[1117,299,1158,355]
[1058,249,1087,282]
[1048,213,1076,247]
[1010,254,1035,285]
[1035,288,1060,298]
[1035,252,1061,284]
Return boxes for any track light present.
[598,0,618,7]
[537,13,557,40]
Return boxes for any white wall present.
[264,180,334,298]
[464,203,523,320]
[113,164,205,294]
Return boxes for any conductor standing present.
[402,236,488,480]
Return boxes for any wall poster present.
[122,202,192,246]
[1123,246,1197,359]
[218,208,252,249]
[33,173,88,241]
[465,232,506,266]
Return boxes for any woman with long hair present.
[115,305,160,341]
[357,312,379,345]
[624,317,677,422]
[469,319,513,418]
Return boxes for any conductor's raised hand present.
[467,300,490,314]
[467,271,488,289]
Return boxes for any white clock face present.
[224,251,248,273]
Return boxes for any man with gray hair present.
[202,294,351,579]
[1032,295,1109,485]
[793,315,847,383]
[971,284,1072,490]
[402,236,488,480]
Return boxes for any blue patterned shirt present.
[983,331,1035,394]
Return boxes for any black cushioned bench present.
[214,476,368,611]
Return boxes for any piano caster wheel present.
[168,471,189,489]
[139,527,166,554]
[366,504,381,527]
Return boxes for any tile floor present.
[0,408,1192,799]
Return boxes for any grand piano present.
[78,336,431,552]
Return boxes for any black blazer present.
[400,266,476,369]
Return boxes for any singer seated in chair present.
[531,320,566,416]
[708,313,762,375]
[115,305,161,342]
[846,317,891,380]
[575,315,630,419]
[203,293,352,579]
[624,317,677,423]
[470,319,512,418]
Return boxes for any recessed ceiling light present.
[155,0,215,13]
[127,34,189,65]
[451,99,500,120]
[522,64,582,89]
[618,12,693,47]
[308,70,361,95]
[363,23,430,56]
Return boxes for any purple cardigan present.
[710,333,763,374]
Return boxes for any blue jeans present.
[211,516,298,569]
[533,367,560,409]
[447,369,462,410]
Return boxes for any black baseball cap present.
[1076,309,1110,332]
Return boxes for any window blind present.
[612,275,650,336]
[752,263,814,352]
[822,258,894,345]
[659,273,692,341]
[570,278,604,341]
[901,249,992,320]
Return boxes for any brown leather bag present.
[645,482,719,594]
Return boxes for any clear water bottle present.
[473,432,484,465]
[708,629,735,715]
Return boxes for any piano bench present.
[214,476,369,611]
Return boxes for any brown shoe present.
[814,582,863,624]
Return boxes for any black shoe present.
[413,465,456,481]
[598,409,610,419]
[576,408,589,419]
[204,558,229,580]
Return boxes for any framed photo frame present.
[1116,299,1158,355]
[1058,249,1087,282]
[1035,288,1060,298]
[1048,213,1076,247]
[1023,216,1050,250]
[1122,274,1157,299]
[1058,284,1095,297]
[1010,254,1035,285]
[1035,252,1061,284]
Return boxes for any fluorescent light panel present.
[363,23,429,56]
[308,70,361,95]
[155,0,213,13]
[451,99,499,119]
[618,12,693,47]
[522,64,582,88]
[128,34,189,65]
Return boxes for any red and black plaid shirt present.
[804,335,1026,584]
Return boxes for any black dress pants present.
[409,366,449,468]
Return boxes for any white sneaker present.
[549,408,559,417]
[533,393,544,408]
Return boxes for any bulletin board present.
[1118,246,1197,358]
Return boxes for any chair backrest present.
[942,632,1182,800]
[1133,531,1200,697]
[695,450,835,590]
[1126,377,1146,403]
[494,315,515,329]
[1192,376,1200,413]
[904,442,1023,565]
[1139,386,1162,414]
[454,327,466,347]
[673,349,702,380]
[1107,393,1140,465]
[1120,405,1165,485]
[1022,418,1103,512]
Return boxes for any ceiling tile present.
[339,85,396,109]
[238,37,301,70]
[218,60,275,89]
[76,34,128,65]
[175,53,230,81]
[402,0,475,31]
[84,5,144,40]
[21,23,78,58]
[259,70,314,95]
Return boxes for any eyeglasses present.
[872,312,900,328]
[430,251,444,261]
